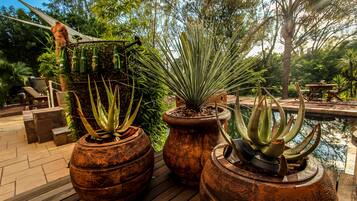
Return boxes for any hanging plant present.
[92,47,99,72]
[59,48,69,73]
[71,48,79,72]
[113,46,121,70]
[80,47,87,73]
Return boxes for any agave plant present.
[74,76,142,141]
[139,23,260,112]
[218,83,321,176]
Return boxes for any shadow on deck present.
[6,152,199,201]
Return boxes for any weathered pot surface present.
[70,127,154,201]
[200,144,337,201]
[162,106,231,186]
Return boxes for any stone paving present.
[0,115,74,200]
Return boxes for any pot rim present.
[77,126,142,147]
[163,105,231,127]
[211,144,321,184]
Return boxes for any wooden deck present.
[7,152,199,201]
[228,95,357,118]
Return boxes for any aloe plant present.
[74,76,142,141]
[218,83,321,176]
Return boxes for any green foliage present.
[74,76,142,141]
[36,31,58,79]
[139,23,258,111]
[37,52,58,78]
[64,41,167,150]
[219,84,321,176]
[0,6,47,70]
[91,0,150,38]
[45,0,106,37]
[0,57,32,106]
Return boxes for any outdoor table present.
[305,83,337,101]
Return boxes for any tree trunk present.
[282,36,293,99]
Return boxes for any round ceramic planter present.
[200,144,337,201]
[162,106,231,186]
[70,127,154,201]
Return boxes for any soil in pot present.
[200,144,337,201]
[70,127,154,201]
[162,105,231,186]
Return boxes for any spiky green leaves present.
[222,83,321,163]
[75,76,142,140]
[139,24,258,111]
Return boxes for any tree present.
[338,49,357,97]
[277,0,356,98]
[44,0,106,37]
[0,56,32,106]
[0,6,47,71]
[91,0,152,39]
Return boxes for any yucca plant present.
[139,23,259,112]
[74,76,142,141]
[218,83,321,176]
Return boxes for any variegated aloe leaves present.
[218,83,321,176]
[74,76,142,140]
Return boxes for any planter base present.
[200,144,337,201]
[162,106,230,186]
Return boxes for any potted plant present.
[69,77,154,201]
[139,24,257,185]
[200,84,337,201]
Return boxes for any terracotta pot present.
[175,93,227,107]
[70,127,154,201]
[162,106,231,186]
[200,144,337,201]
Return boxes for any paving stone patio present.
[0,115,74,200]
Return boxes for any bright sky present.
[0,0,48,10]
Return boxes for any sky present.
[0,0,48,10]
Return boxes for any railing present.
[48,80,61,108]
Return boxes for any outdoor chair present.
[327,90,343,102]
[23,77,49,109]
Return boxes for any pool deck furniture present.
[228,95,357,118]
[23,107,67,143]
[23,86,48,109]
[305,83,339,101]
[7,152,200,201]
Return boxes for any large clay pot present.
[200,144,337,201]
[70,127,154,201]
[162,106,230,186]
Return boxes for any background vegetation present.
[0,0,356,149]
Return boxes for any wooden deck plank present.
[29,183,73,201]
[143,179,176,201]
[7,152,198,201]
[171,189,199,201]
[189,194,200,201]
[7,176,71,201]
[151,185,185,201]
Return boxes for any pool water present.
[227,106,357,171]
